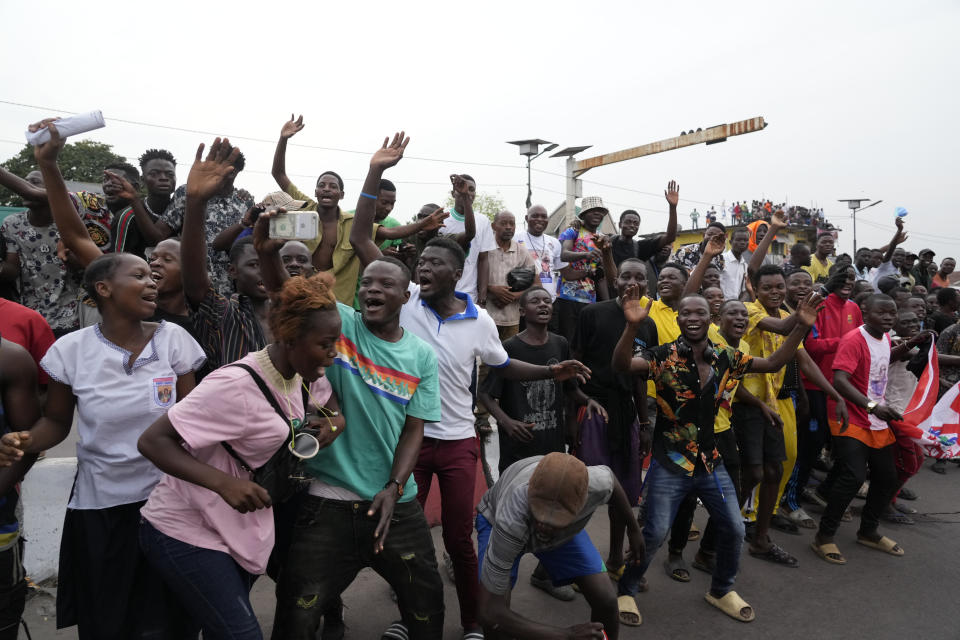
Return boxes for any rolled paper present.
[25,111,106,145]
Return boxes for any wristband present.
[360,192,378,200]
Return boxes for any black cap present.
[919,248,936,257]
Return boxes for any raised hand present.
[594,234,611,252]
[252,208,288,255]
[103,170,140,204]
[665,180,680,207]
[621,283,653,325]
[370,131,410,170]
[795,291,824,327]
[704,233,726,257]
[770,209,788,230]
[186,137,241,201]
[280,114,305,139]
[30,119,66,165]
[450,174,472,196]
[419,207,449,232]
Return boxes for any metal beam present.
[572,116,767,177]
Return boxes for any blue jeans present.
[139,519,260,640]
[619,462,744,597]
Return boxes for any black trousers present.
[818,436,898,539]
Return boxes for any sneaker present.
[932,460,947,474]
[530,574,576,601]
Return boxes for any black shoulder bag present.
[219,363,310,504]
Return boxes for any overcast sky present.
[2,1,957,258]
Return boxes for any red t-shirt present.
[829,326,896,448]
[0,299,55,384]
[804,294,863,389]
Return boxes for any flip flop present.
[664,556,692,582]
[810,541,846,565]
[881,508,915,525]
[692,552,715,574]
[606,564,625,582]
[780,506,817,529]
[617,595,642,626]
[704,590,755,622]
[770,513,801,535]
[749,542,799,568]
[894,502,918,515]
[688,523,701,541]
[856,535,905,556]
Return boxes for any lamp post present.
[838,198,882,253]
[506,139,558,209]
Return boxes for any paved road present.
[21,441,960,639]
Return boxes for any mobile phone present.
[269,211,319,240]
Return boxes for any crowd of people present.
[0,114,956,640]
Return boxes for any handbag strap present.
[220,363,292,472]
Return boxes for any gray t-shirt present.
[476,456,614,594]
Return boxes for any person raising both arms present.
[270,114,447,308]
[612,286,826,624]
[30,120,193,333]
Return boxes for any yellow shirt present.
[741,301,803,408]
[646,299,681,396]
[709,327,749,433]
[287,184,380,308]
[802,255,833,283]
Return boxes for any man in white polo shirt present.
[346,130,591,640]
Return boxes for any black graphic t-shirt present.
[483,333,569,473]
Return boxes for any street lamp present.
[550,145,593,224]
[506,139,558,209]
[838,198,882,253]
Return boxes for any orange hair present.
[268,272,337,343]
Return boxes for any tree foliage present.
[0,141,126,206]
[443,192,507,222]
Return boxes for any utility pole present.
[839,198,882,253]
[555,117,768,223]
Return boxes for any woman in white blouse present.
[0,251,206,639]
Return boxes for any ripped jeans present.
[271,496,445,640]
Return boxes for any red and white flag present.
[891,342,960,459]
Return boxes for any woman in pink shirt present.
[138,273,344,639]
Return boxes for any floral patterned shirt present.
[159,186,254,296]
[556,227,600,304]
[671,242,725,273]
[1,212,83,332]
[645,340,753,476]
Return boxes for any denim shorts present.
[475,513,604,589]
